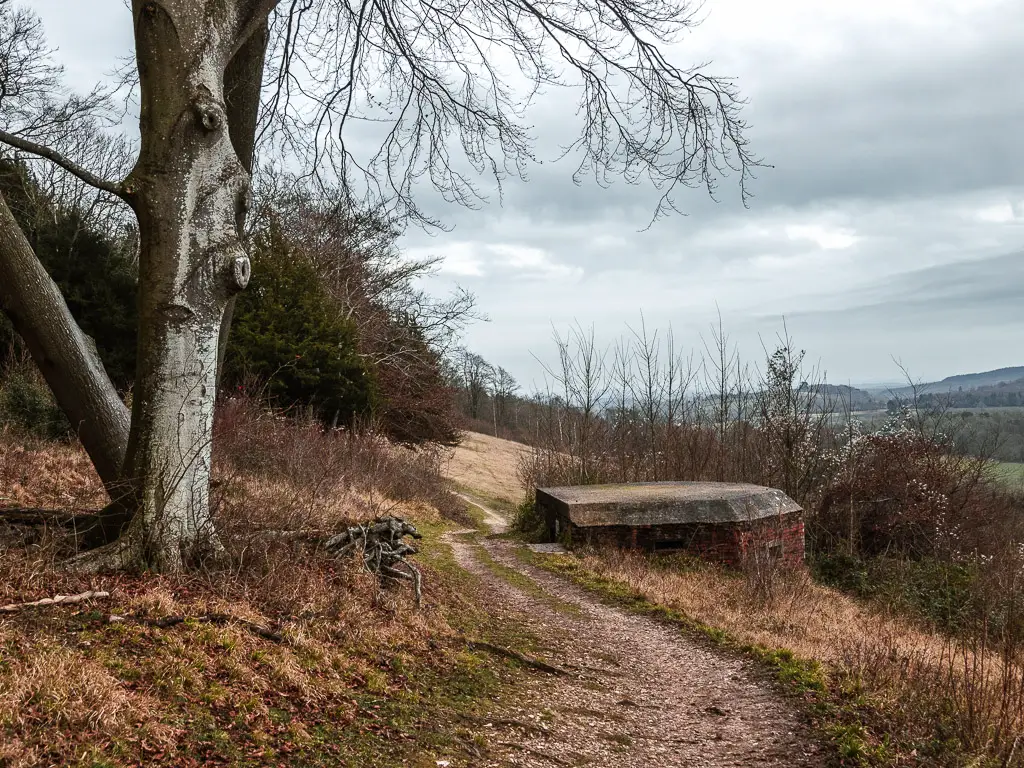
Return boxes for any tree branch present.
[232,0,282,56]
[0,129,127,200]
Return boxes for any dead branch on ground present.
[0,590,110,613]
[464,637,572,677]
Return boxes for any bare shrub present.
[207,395,464,612]
[815,408,1001,560]
[838,598,1024,762]
[506,319,1024,762]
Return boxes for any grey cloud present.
[18,0,1024,389]
[776,249,1024,325]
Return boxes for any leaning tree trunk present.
[0,196,131,493]
[94,0,264,572]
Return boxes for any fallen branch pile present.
[0,507,426,605]
[324,517,424,605]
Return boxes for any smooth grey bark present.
[217,18,268,385]
[0,194,131,492]
[85,0,271,571]
[0,1,274,571]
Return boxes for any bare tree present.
[455,348,493,421]
[628,316,663,478]
[490,365,519,436]
[545,322,610,482]
[701,314,727,466]
[0,0,755,571]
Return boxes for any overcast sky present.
[23,0,1024,390]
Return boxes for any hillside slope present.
[446,431,528,503]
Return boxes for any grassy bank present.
[0,515,546,767]
[0,406,547,767]
[519,545,1024,767]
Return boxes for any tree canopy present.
[224,220,375,426]
[0,0,754,571]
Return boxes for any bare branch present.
[0,129,126,200]
[261,0,759,225]
[0,590,111,614]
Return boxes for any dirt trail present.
[449,496,822,767]
[445,433,822,767]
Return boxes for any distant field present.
[992,461,1024,488]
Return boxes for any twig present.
[464,638,572,677]
[458,713,549,737]
[1006,735,1020,767]
[0,590,110,613]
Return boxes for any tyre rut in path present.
[449,495,824,768]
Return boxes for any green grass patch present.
[466,536,585,618]
[992,460,1024,489]
[451,484,520,521]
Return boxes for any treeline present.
[892,378,1024,411]
[949,410,1024,464]
[0,158,476,446]
[482,320,1022,572]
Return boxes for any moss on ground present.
[0,518,554,768]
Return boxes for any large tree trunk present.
[93,0,261,571]
[217,18,268,386]
[0,195,131,493]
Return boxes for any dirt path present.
[450,491,823,768]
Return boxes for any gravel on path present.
[445,495,824,768]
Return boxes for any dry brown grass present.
[0,563,456,766]
[0,427,106,510]
[446,431,528,503]
[577,548,938,669]
[570,547,1024,763]
[0,397,495,765]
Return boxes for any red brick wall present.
[569,512,805,567]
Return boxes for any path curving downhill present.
[449,491,823,768]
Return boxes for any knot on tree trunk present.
[325,516,424,605]
[193,100,225,132]
[229,254,251,291]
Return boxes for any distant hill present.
[871,367,1024,398]
[934,367,1024,391]
[814,383,878,409]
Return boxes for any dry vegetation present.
[547,548,1024,765]
[453,307,1024,767]
[446,430,529,503]
[0,398,519,767]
